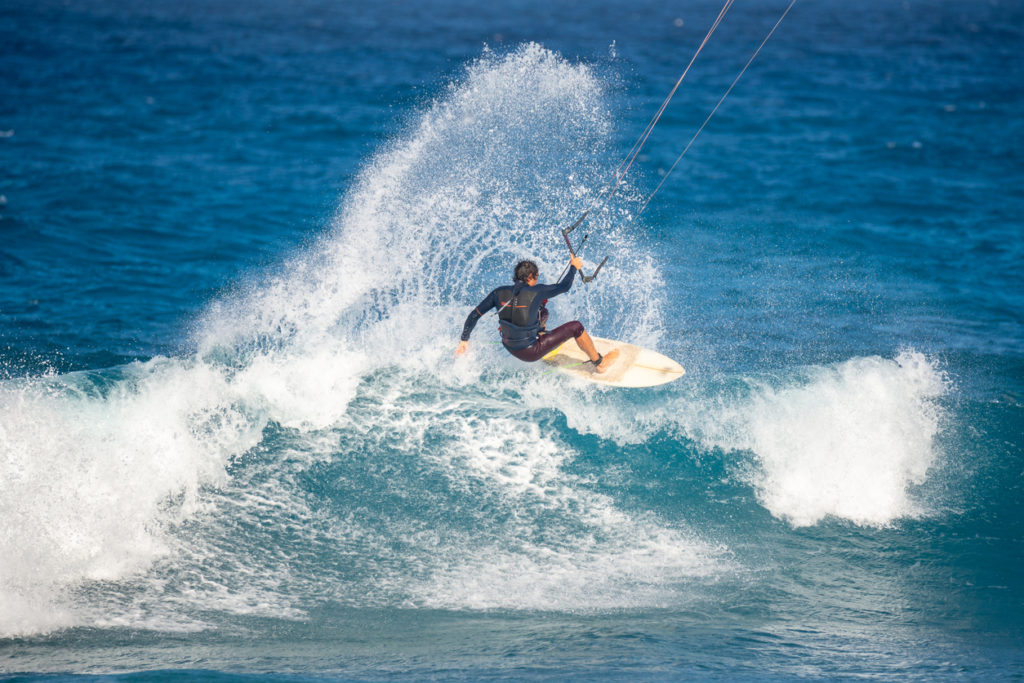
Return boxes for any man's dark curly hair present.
[513,260,539,283]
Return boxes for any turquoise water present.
[2,0,1023,679]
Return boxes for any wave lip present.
[735,351,949,527]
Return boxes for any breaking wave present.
[0,45,949,638]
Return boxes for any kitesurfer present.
[454,256,620,372]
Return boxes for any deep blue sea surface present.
[2,0,1023,679]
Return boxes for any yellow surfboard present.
[542,336,685,387]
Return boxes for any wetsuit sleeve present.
[536,265,577,299]
[460,288,500,341]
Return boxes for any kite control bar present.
[560,211,609,284]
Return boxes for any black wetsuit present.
[460,266,585,362]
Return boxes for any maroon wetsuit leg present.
[507,321,585,363]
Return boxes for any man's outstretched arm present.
[455,288,499,356]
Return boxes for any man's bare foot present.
[596,348,620,373]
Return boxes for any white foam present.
[675,351,949,527]
[0,359,258,635]
[231,345,368,431]
[0,344,372,636]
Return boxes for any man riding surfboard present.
[454,256,620,372]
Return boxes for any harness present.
[496,285,543,351]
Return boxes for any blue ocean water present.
[2,0,1023,679]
